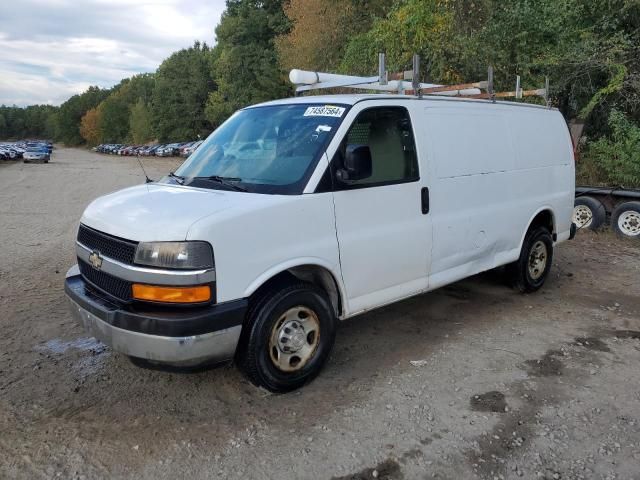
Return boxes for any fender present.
[243,257,347,313]
[518,206,556,251]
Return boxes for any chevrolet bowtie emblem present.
[88,251,103,270]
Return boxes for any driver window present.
[339,107,419,187]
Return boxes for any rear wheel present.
[236,283,337,393]
[507,226,554,293]
[611,201,640,239]
[573,196,606,231]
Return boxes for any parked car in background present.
[181,140,203,157]
[93,139,205,158]
[0,144,25,160]
[155,143,177,157]
[178,141,195,156]
[138,146,153,156]
[25,141,52,156]
[23,144,50,163]
[146,145,161,156]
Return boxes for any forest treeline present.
[1,0,639,185]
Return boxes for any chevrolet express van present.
[66,94,576,392]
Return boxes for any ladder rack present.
[290,54,550,106]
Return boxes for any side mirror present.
[336,144,372,183]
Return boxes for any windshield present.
[172,103,348,194]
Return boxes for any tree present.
[277,0,392,73]
[341,0,459,81]
[79,108,100,145]
[152,42,215,141]
[57,86,110,145]
[0,104,59,140]
[44,112,59,140]
[205,0,291,125]
[129,98,153,144]
[96,89,130,143]
[0,113,6,139]
[579,110,640,187]
[90,73,156,143]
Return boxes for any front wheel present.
[507,226,554,293]
[236,283,337,393]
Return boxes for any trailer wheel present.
[611,201,640,239]
[573,196,606,231]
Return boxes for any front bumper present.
[65,265,247,366]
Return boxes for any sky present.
[0,0,226,107]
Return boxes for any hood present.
[81,183,249,242]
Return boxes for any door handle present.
[421,187,430,214]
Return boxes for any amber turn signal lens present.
[132,284,211,303]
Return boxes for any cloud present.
[0,0,225,106]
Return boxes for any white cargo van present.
[66,92,575,392]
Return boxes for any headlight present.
[134,241,214,269]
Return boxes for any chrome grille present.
[77,224,138,265]
[78,259,132,302]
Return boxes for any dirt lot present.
[1,148,639,480]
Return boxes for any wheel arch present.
[243,260,345,318]
[519,207,556,249]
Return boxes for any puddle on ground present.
[573,337,611,352]
[331,459,403,480]
[35,337,110,378]
[36,337,105,355]
[73,352,110,378]
[470,391,508,413]
[612,330,640,340]
[523,350,563,377]
[401,448,423,462]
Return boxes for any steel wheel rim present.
[618,211,640,236]
[573,205,593,228]
[528,240,548,280]
[269,306,321,372]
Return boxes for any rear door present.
[328,103,431,314]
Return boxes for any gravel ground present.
[0,148,639,480]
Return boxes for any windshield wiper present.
[197,175,248,192]
[167,172,185,185]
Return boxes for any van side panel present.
[420,102,574,290]
[508,108,575,244]
[507,108,575,244]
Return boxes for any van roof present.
[250,94,557,112]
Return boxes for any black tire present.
[611,201,640,239]
[573,196,606,231]
[236,283,337,393]
[506,226,554,293]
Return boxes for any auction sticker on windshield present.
[303,105,346,117]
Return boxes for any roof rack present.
[290,53,550,106]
